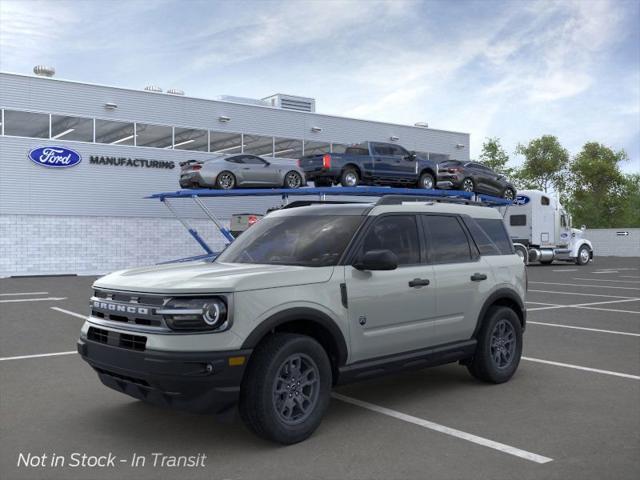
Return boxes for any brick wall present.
[0,214,229,277]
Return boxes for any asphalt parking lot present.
[1,257,639,480]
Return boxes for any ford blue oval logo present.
[28,146,82,168]
[514,195,530,205]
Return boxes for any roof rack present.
[147,186,512,260]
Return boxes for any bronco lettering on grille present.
[93,301,149,315]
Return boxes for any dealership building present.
[0,69,470,276]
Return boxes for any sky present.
[1,0,638,172]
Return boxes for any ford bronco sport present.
[78,198,526,444]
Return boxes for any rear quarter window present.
[465,218,514,255]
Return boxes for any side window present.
[561,215,567,227]
[388,145,409,157]
[243,155,267,165]
[372,144,392,156]
[541,196,550,206]
[226,156,244,164]
[422,215,472,264]
[472,218,514,255]
[360,216,420,265]
[510,215,527,226]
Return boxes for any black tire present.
[216,171,236,190]
[283,171,303,189]
[576,245,590,265]
[418,172,435,190]
[461,177,475,192]
[340,167,359,187]
[239,333,332,445]
[314,178,332,187]
[467,306,522,384]
[503,187,516,201]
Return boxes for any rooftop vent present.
[414,122,429,128]
[144,85,163,93]
[167,88,185,96]
[33,65,55,77]
[262,94,316,113]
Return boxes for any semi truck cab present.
[503,190,593,265]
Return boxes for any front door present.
[345,214,437,362]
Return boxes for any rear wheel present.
[340,168,359,187]
[418,172,435,190]
[467,306,522,384]
[576,245,590,265]
[239,333,332,444]
[284,171,303,189]
[462,178,475,192]
[216,171,236,190]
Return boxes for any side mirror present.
[406,151,417,161]
[353,249,398,271]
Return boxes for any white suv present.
[78,198,526,444]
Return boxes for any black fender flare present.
[472,288,526,338]
[241,307,349,366]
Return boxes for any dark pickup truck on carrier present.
[298,141,439,189]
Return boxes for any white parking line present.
[522,357,640,381]
[575,306,640,315]
[51,307,87,319]
[530,281,640,291]
[527,297,640,312]
[593,270,619,274]
[0,296,67,304]
[0,351,76,362]
[552,269,577,272]
[526,301,559,306]
[332,393,553,464]
[527,321,640,337]
[573,278,640,284]
[0,291,49,296]
[620,275,640,279]
[529,289,637,299]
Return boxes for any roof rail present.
[376,194,489,206]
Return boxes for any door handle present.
[470,273,487,281]
[409,278,430,288]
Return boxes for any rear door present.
[345,214,437,362]
[370,143,396,181]
[421,214,492,344]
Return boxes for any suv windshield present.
[216,215,363,267]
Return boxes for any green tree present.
[515,135,569,193]
[479,137,511,173]
[566,142,631,228]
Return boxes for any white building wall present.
[587,228,640,257]
[0,215,229,277]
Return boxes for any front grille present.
[87,326,147,351]
[94,367,149,387]
[91,289,167,330]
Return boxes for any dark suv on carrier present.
[437,160,516,200]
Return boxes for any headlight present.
[158,297,229,332]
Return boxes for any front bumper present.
[78,338,251,414]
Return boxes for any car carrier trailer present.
[147,186,512,261]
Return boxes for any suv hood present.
[93,261,334,294]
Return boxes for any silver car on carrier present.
[180,154,306,189]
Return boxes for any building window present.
[210,131,243,154]
[244,134,274,156]
[273,137,303,159]
[173,127,208,151]
[3,110,49,138]
[95,119,135,145]
[303,140,331,156]
[51,114,94,142]
[135,123,173,148]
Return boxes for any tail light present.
[297,159,301,167]
[447,167,461,173]
[322,154,331,169]
[248,215,258,226]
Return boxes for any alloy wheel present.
[421,175,434,189]
[218,173,235,189]
[504,188,515,200]
[490,319,516,369]
[462,179,474,192]
[343,172,358,187]
[272,353,320,426]
[286,172,302,188]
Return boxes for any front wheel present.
[239,333,332,444]
[418,172,435,189]
[283,171,303,189]
[467,306,522,384]
[576,245,591,265]
[216,171,236,190]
